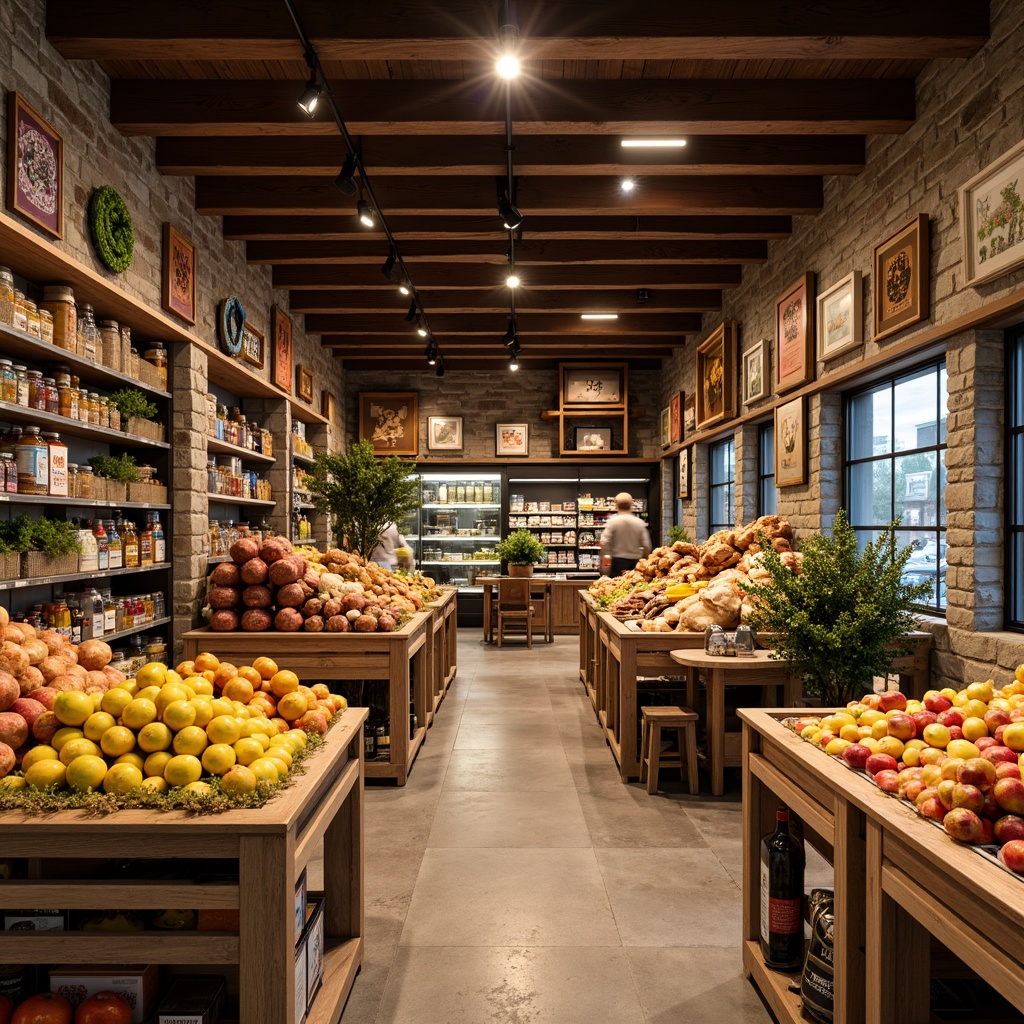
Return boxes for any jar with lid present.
[13,291,28,333]
[15,427,48,495]
[58,382,77,419]
[98,396,110,428]
[107,400,120,431]
[27,370,46,411]
[41,285,77,350]
[78,302,99,361]
[0,452,15,492]
[67,463,79,498]
[144,346,167,388]
[43,432,67,496]
[24,299,40,339]
[78,388,90,422]
[42,377,58,414]
[38,309,54,344]
[88,392,101,425]
[13,365,28,407]
[98,319,120,371]
[209,520,224,557]
[0,360,15,404]
[0,267,14,325]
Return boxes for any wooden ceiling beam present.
[323,335,684,351]
[48,1,988,61]
[156,134,866,177]
[110,79,915,136]
[303,312,701,335]
[331,357,665,372]
[223,214,793,241]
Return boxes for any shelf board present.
[105,615,171,644]
[0,401,170,449]
[509,511,578,516]
[0,494,170,510]
[420,560,499,566]
[195,335,284,401]
[0,561,172,592]
[0,322,171,399]
[422,535,501,542]
[207,436,276,464]
[291,450,316,466]
[289,397,329,426]
[206,493,276,508]
[296,502,316,510]
[207,554,232,563]
[421,502,500,509]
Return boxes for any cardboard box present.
[50,964,158,1024]
[4,909,65,931]
[294,868,307,946]
[155,974,226,1024]
[302,896,326,1013]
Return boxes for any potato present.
[376,614,396,632]
[323,598,342,619]
[325,615,350,632]
[77,639,113,671]
[353,614,378,633]
[341,593,366,614]
[274,607,303,632]
[302,598,323,617]
[22,639,48,666]
[276,583,305,608]
[269,558,301,586]
[303,615,325,632]
[260,537,293,564]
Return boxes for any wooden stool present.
[639,705,699,795]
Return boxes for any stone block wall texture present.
[661,0,1024,684]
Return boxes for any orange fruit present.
[233,737,265,766]
[189,698,214,729]
[173,726,209,757]
[83,711,117,742]
[66,754,109,792]
[220,765,257,796]
[101,688,134,718]
[236,665,262,688]
[102,763,143,794]
[193,652,220,674]
[277,692,308,722]
[212,662,239,690]
[162,700,197,732]
[248,757,280,784]
[252,656,278,680]
[222,677,254,703]
[100,726,137,758]
[270,670,300,698]
[155,684,190,715]
[163,754,203,787]
[144,751,174,778]
[176,660,197,677]
[135,662,168,689]
[311,683,330,700]
[201,743,237,776]
[209,697,235,719]
[206,715,242,746]
[122,697,158,730]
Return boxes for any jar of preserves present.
[15,427,48,495]
[67,462,79,498]
[78,302,99,360]
[78,388,90,422]
[27,370,46,410]
[88,392,100,425]
[42,377,58,414]
[42,285,77,350]
[78,464,94,499]
[98,396,110,428]
[57,382,77,419]
[99,319,120,370]
[0,360,15,404]
[13,365,28,407]
[0,267,14,325]
[38,308,54,344]
[144,345,168,388]
[13,291,28,333]
[24,299,40,338]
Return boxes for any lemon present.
[24,759,67,790]
[144,751,174,778]
[83,711,117,742]
[163,754,203,787]
[53,691,95,727]
[140,776,169,793]
[248,757,280,784]
[100,725,137,758]
[162,699,197,732]
[59,737,102,766]
[66,754,109,792]
[233,737,265,766]
[220,765,257,796]
[201,743,237,776]
[51,727,84,751]
[137,721,173,753]
[206,715,242,746]
[121,698,158,730]
[114,752,145,771]
[103,763,144,794]
[21,745,59,771]
[173,726,209,757]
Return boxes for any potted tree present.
[740,510,932,707]
[496,529,547,578]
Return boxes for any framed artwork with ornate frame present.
[669,392,682,444]
[695,320,737,430]
[272,305,293,393]
[7,92,63,238]
[296,364,314,403]
[742,339,770,405]
[873,214,929,343]
[775,395,807,487]
[359,392,418,456]
[816,271,863,362]
[678,447,690,499]
[162,222,196,325]
[775,272,814,393]
[240,321,265,369]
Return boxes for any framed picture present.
[678,447,690,499]
[240,321,265,369]
[683,393,696,434]
[576,427,612,451]
[695,320,737,430]
[669,392,682,444]
[7,93,63,238]
[272,305,293,393]
[775,272,814,393]
[359,392,419,456]
[774,395,807,487]
[742,339,770,405]
[296,364,314,403]
[561,363,626,407]
[321,390,336,420]
[960,139,1024,287]
[427,416,463,451]
[816,271,863,361]
[496,423,528,456]
[873,214,929,343]
[162,223,196,324]
[660,406,672,447]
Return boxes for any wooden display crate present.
[0,709,366,1024]
[425,589,457,725]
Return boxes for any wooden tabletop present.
[669,648,789,671]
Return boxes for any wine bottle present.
[760,806,806,971]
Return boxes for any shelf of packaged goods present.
[537,564,578,570]
[508,511,578,517]
[425,535,501,543]
[0,401,170,449]
[206,493,276,508]
[0,494,171,510]
[292,450,315,466]
[421,503,500,510]
[288,396,330,427]
[420,560,500,567]
[537,543,576,548]
[296,502,316,511]
[103,615,172,644]
[206,436,276,465]
[0,562,172,592]
[511,524,578,530]
[0,322,171,399]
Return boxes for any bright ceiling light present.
[620,138,687,148]
[496,54,520,79]
[581,313,619,320]
[509,350,520,371]
[620,178,635,193]
[506,272,520,288]
[498,195,523,231]
[297,77,321,116]
[398,281,411,296]
[417,319,428,337]
[356,198,375,227]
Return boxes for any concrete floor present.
[321,631,789,1024]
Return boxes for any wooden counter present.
[0,708,367,1024]
[426,589,458,724]
[182,611,432,785]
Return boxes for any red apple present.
[886,712,916,741]
[924,692,953,713]
[943,807,984,844]
[909,709,938,734]
[9,697,45,730]
[842,743,872,769]
[998,839,1024,873]
[866,753,899,776]
[994,814,1024,844]
[947,725,964,742]
[982,745,1019,765]
[981,792,1003,821]
[919,796,947,822]
[879,690,908,712]
[995,762,1022,781]
[975,736,999,751]
[32,710,61,744]
[951,782,985,812]
[985,708,1011,731]
[29,686,58,710]
[875,769,900,793]
[957,757,997,789]
[938,708,966,728]
[0,712,28,751]
[995,724,1007,744]
[861,693,881,711]
[993,777,1024,815]
[914,786,939,807]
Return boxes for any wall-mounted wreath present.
[218,296,246,356]
[88,185,134,273]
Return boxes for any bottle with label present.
[106,519,123,570]
[15,426,48,495]
[139,518,154,566]
[67,593,83,645]
[77,521,99,573]
[760,807,806,972]
[149,512,166,563]
[93,520,109,572]
[88,588,106,638]
[122,517,139,568]
[103,591,117,635]
[437,482,447,503]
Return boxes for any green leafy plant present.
[496,528,547,566]
[88,452,141,483]
[303,439,420,561]
[739,510,931,706]
[0,514,82,557]
[89,185,134,273]
[109,388,158,422]
[668,525,692,544]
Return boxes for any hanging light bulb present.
[357,198,374,227]
[506,270,520,288]
[509,349,520,371]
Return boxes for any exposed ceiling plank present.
[328,357,665,371]
[110,79,915,136]
[304,312,701,334]
[48,1,989,61]
[323,334,685,350]
[156,134,866,176]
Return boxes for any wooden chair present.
[639,705,700,795]
[496,578,534,648]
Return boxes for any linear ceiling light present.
[356,198,375,227]
[581,313,619,320]
[334,153,358,195]
[620,138,687,148]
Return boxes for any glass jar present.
[12,290,28,333]
[1,452,16,493]
[57,383,77,419]
[15,427,48,495]
[98,397,110,428]
[42,378,58,415]
[44,432,67,497]
[24,299,40,339]
[38,309,54,344]
[98,319,120,370]
[78,302,99,361]
[13,365,28,407]
[67,462,79,498]
[0,360,15,404]
[107,400,120,431]
[78,388,90,422]
[41,285,77,351]
[78,465,94,499]
[88,392,100,425]
[0,267,14,326]
[144,346,167,388]
[27,370,46,411]
[207,459,218,493]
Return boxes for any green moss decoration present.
[89,185,134,273]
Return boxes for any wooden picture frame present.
[496,423,528,456]
[742,339,770,405]
[272,305,293,393]
[873,214,929,343]
[296,364,314,403]
[321,390,336,421]
[162,222,196,325]
[427,416,463,451]
[576,427,612,451]
[560,363,626,408]
[959,139,1024,287]
[240,321,265,369]
[695,320,737,430]
[359,392,418,456]
[660,406,672,448]
[669,392,682,444]
[7,93,63,239]
[775,272,814,393]
[678,447,690,499]
[683,393,696,435]
[816,271,863,361]
[774,395,806,487]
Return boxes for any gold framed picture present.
[7,92,63,239]
[775,272,814,393]
[296,364,314,403]
[775,395,806,487]
[873,214,929,343]
[695,320,737,430]
[162,223,196,325]
[359,392,418,456]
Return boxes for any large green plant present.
[0,515,81,557]
[303,440,420,561]
[740,510,932,706]
[496,529,547,566]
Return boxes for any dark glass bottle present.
[760,807,805,971]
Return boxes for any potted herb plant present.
[3,514,82,578]
[88,452,141,503]
[740,510,932,707]
[110,388,165,443]
[496,529,547,577]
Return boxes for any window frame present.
[757,421,777,517]
[708,436,736,536]
[1007,327,1024,630]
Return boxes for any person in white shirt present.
[371,523,413,571]
[599,492,652,577]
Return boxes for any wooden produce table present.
[670,649,800,797]
[426,588,458,725]
[0,709,367,1024]
[479,577,554,644]
[579,591,601,698]
[889,629,933,700]
[741,708,1024,1024]
[546,578,591,634]
[182,610,432,785]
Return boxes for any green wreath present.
[89,185,134,273]
[218,296,246,355]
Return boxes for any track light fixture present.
[502,317,517,345]
[334,153,358,195]
[425,340,438,366]
[509,348,520,371]
[398,281,411,296]
[417,319,429,338]
[381,248,397,279]
[510,337,522,358]
[497,192,523,231]
[356,197,374,227]
[404,300,418,323]
[435,357,445,378]
[297,76,321,116]
[506,271,520,288]
[496,0,520,78]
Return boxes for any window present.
[1008,328,1024,629]
[845,361,947,612]
[758,423,777,516]
[709,437,735,535]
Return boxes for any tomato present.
[0,994,14,1024]
[12,993,72,1024]
[73,993,131,1024]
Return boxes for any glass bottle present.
[103,590,117,635]
[67,463,79,499]
[122,518,140,568]
[13,365,29,407]
[78,302,99,361]
[42,377,58,414]
[88,588,106,638]
[77,522,99,574]
[139,517,154,566]
[0,359,15,403]
[16,427,48,495]
[68,593,83,645]
[149,512,165,563]
[0,266,14,325]
[760,807,806,972]
[106,518,123,570]
[93,520,109,572]
[27,370,46,410]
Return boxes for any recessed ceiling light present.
[506,272,520,288]
[496,54,520,79]
[620,178,635,193]
[620,138,687,148]
[581,313,618,320]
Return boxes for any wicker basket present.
[22,551,80,579]
[126,481,168,504]
[0,552,20,581]
[125,417,167,443]
[135,359,165,391]
[94,478,127,503]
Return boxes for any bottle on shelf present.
[103,590,117,635]
[438,482,448,503]
[106,519,123,570]
[139,516,154,566]
[78,302,99,361]
[93,519,109,572]
[67,592,83,645]
[149,512,165,563]
[759,807,806,972]
[77,520,99,573]
[122,516,140,568]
